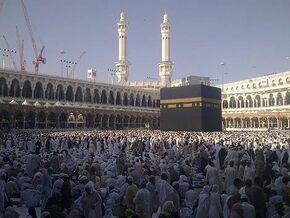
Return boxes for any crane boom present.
[3,35,18,71]
[16,26,25,71]
[70,51,86,78]
[20,0,37,58]
[20,0,45,74]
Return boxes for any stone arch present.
[130,116,136,128]
[243,117,250,128]
[237,96,244,108]
[116,91,121,105]
[254,95,261,107]
[281,117,288,130]
[56,84,64,101]
[229,96,236,108]
[148,96,152,107]
[34,81,44,99]
[48,112,56,128]
[141,116,147,127]
[129,93,134,106]
[9,79,20,97]
[102,114,108,128]
[108,90,114,105]
[278,78,283,85]
[109,114,115,129]
[276,92,283,106]
[25,111,35,129]
[259,117,268,128]
[223,100,228,109]
[66,85,74,102]
[115,114,122,129]
[246,95,253,108]
[136,116,141,127]
[45,83,54,100]
[14,111,24,129]
[269,117,277,128]
[141,95,147,107]
[22,80,32,98]
[123,116,129,128]
[95,114,101,128]
[285,92,290,105]
[84,88,92,103]
[136,94,141,107]
[156,100,160,108]
[37,111,46,128]
[86,113,94,128]
[222,118,226,129]
[93,89,100,103]
[153,100,156,108]
[59,112,67,128]
[251,117,259,128]
[0,77,8,97]
[101,90,107,104]
[123,92,128,106]
[271,79,276,86]
[269,93,275,106]
[75,86,83,102]
[0,110,10,129]
[234,117,242,128]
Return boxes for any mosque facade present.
[0,68,160,129]
[220,71,290,130]
[1,11,289,131]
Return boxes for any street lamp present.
[60,50,65,77]
[61,59,76,78]
[107,68,117,84]
[220,62,226,91]
[0,47,16,69]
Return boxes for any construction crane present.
[16,26,26,71]
[2,35,18,71]
[20,0,46,74]
[70,51,86,78]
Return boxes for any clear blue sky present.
[1,0,290,84]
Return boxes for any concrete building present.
[219,71,290,130]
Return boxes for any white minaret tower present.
[159,11,173,87]
[115,10,129,84]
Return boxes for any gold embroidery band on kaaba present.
[160,97,221,109]
[160,97,221,104]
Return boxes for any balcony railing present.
[223,104,290,112]
[0,96,160,114]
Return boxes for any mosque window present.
[271,80,276,86]
[278,79,283,85]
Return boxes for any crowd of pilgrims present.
[0,129,289,218]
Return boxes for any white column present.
[115,11,129,84]
[159,12,173,87]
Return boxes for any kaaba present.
[160,84,222,132]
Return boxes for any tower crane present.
[2,35,18,71]
[70,51,86,78]
[20,0,46,74]
[16,26,26,71]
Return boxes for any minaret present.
[115,10,129,84]
[159,11,173,87]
